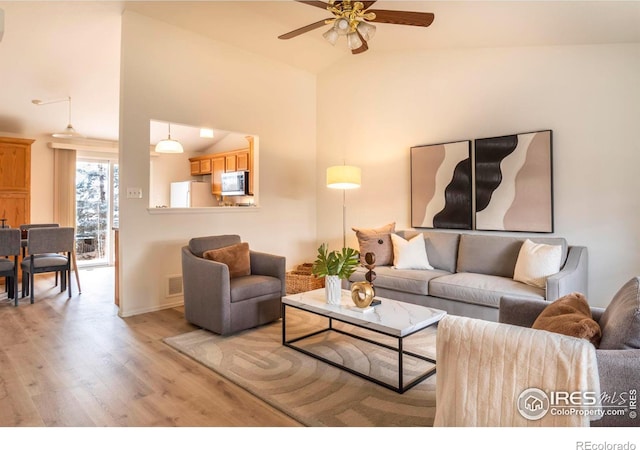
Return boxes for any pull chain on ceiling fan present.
[278,0,434,54]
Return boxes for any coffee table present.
[282,288,446,393]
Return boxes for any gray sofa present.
[347,229,588,322]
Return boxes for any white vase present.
[324,275,342,305]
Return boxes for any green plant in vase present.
[312,243,360,305]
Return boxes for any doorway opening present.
[75,158,119,267]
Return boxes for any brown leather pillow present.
[203,242,250,278]
[352,222,395,266]
[532,292,602,347]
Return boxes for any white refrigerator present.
[170,181,217,207]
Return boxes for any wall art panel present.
[411,140,472,230]
[475,130,553,232]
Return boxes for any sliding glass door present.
[75,158,118,266]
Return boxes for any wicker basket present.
[286,263,324,294]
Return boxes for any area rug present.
[163,308,437,427]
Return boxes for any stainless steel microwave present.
[221,170,249,196]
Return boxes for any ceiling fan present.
[278,0,434,54]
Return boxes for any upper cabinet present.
[0,136,33,228]
[189,157,212,176]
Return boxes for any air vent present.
[166,274,183,298]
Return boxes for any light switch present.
[126,187,143,199]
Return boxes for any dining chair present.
[0,228,21,306]
[21,227,75,303]
[19,223,60,256]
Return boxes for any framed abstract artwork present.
[474,130,553,233]
[411,140,472,230]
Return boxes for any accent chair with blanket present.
[498,276,640,427]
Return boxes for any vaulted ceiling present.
[0,1,638,145]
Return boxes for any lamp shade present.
[155,122,184,153]
[155,138,184,153]
[326,165,361,189]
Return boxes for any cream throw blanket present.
[434,315,601,427]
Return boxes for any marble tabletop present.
[283,288,447,337]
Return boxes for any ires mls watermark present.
[517,387,637,420]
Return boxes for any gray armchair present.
[181,235,285,336]
[500,278,640,427]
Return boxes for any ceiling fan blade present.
[366,10,435,27]
[294,0,331,10]
[351,30,369,55]
[278,19,330,40]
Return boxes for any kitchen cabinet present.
[222,151,249,173]
[189,157,212,176]
[236,152,249,171]
[0,137,32,229]
[225,154,237,172]
[211,156,225,195]
[188,136,255,196]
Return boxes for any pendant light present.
[155,123,184,153]
[32,96,84,139]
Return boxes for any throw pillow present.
[513,239,562,289]
[203,242,251,278]
[390,233,433,270]
[532,292,602,347]
[598,277,640,350]
[352,222,395,266]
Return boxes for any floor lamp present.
[326,165,361,249]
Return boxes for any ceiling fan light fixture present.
[334,18,350,35]
[322,27,339,45]
[347,32,363,50]
[357,21,376,41]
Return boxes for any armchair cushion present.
[599,277,640,350]
[204,242,251,279]
[230,275,283,303]
[532,292,601,347]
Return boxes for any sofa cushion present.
[397,230,460,273]
[456,234,567,278]
[532,292,602,346]
[599,277,640,350]
[230,275,282,302]
[390,233,433,270]
[204,242,251,278]
[513,239,562,289]
[349,266,450,296]
[429,273,545,308]
[352,222,395,266]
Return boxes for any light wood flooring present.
[0,266,301,427]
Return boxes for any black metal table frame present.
[281,302,438,394]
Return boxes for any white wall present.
[317,43,640,307]
[119,11,317,316]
